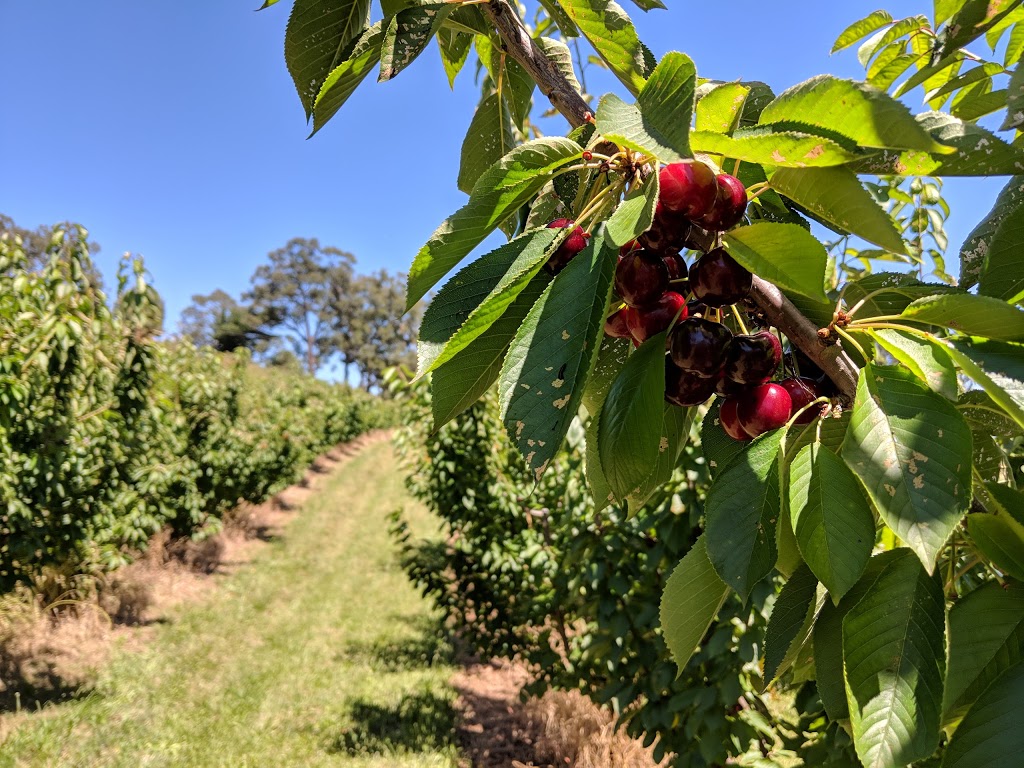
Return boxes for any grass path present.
[0,439,460,768]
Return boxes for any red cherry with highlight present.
[736,383,793,438]
[627,292,687,344]
[701,173,747,231]
[545,218,589,274]
[669,318,733,378]
[604,307,633,339]
[615,249,669,308]
[724,330,782,385]
[780,377,822,424]
[719,399,750,441]
[659,161,718,219]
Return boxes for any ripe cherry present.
[724,330,782,385]
[615,248,669,308]
[619,239,639,258]
[545,218,590,274]
[780,377,822,424]
[665,359,718,407]
[719,399,750,441]
[640,202,698,254]
[663,253,687,282]
[736,383,793,437]
[604,307,633,339]
[714,372,745,398]
[669,318,733,378]
[700,174,747,231]
[659,161,718,219]
[688,249,752,307]
[627,292,688,344]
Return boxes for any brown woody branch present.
[483,0,860,402]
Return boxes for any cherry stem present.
[834,326,870,363]
[729,305,750,335]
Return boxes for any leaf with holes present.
[723,222,829,302]
[901,294,1024,342]
[379,4,453,81]
[557,0,651,95]
[660,535,731,673]
[458,92,516,195]
[500,226,616,479]
[843,549,946,768]
[841,364,972,572]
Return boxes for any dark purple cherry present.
[780,377,822,424]
[665,359,718,407]
[663,253,688,282]
[737,383,793,437]
[659,161,718,219]
[724,330,782,385]
[640,202,699,254]
[714,372,746,398]
[700,173,747,231]
[604,307,633,339]
[615,248,669,308]
[627,292,688,344]
[669,318,733,378]
[719,398,751,442]
[688,248,753,307]
[545,218,590,274]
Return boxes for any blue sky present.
[0,0,1001,331]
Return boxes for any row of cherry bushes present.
[390,374,855,766]
[0,226,392,589]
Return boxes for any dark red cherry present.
[619,239,640,258]
[700,173,747,231]
[780,377,822,424]
[669,318,733,378]
[663,252,688,282]
[659,161,718,219]
[640,202,699,254]
[615,248,669,308]
[665,359,718,407]
[724,330,782,385]
[688,248,753,307]
[545,218,590,274]
[736,383,793,437]
[604,307,633,339]
[719,398,750,441]
[627,292,688,344]
[714,371,746,398]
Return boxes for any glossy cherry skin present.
[724,330,782,385]
[780,377,822,424]
[736,383,793,438]
[640,202,699,254]
[669,318,733,378]
[688,249,753,307]
[663,252,688,282]
[719,398,751,441]
[665,359,718,407]
[714,372,746,398]
[700,174,747,231]
[659,161,718,219]
[615,248,669,308]
[627,292,688,344]
[545,218,590,274]
[604,307,634,339]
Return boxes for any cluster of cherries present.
[546,159,828,441]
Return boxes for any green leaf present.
[437,27,472,88]
[843,549,946,768]
[691,129,864,168]
[872,329,958,400]
[536,37,582,94]
[417,229,559,375]
[476,37,535,128]
[942,663,1024,768]
[935,0,967,27]
[961,175,1024,290]
[458,92,516,195]
[583,337,630,512]
[941,0,1023,56]
[407,137,582,308]
[841,364,972,571]
[770,167,907,254]
[952,86,1008,121]
[764,563,818,683]
[700,399,747,479]
[832,11,895,53]
[695,83,749,134]
[285,0,371,119]
[723,222,830,302]
[660,535,731,673]
[979,202,1024,303]
[595,51,696,162]
[844,273,957,319]
[598,333,667,501]
[705,429,785,601]
[379,4,452,81]
[942,581,1024,725]
[430,274,549,428]
[958,390,1024,438]
[901,294,1024,342]
[556,0,650,95]
[969,513,1024,581]
[310,22,385,135]
[758,75,952,154]
[925,61,1005,101]
[941,337,1024,430]
[606,172,658,246]
[787,442,876,601]
[500,226,616,478]
[626,404,694,513]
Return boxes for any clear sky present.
[0,0,1000,331]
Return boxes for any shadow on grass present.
[0,670,88,714]
[338,626,454,673]
[326,689,457,756]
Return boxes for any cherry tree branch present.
[483,0,860,402]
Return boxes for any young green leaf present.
[595,51,696,162]
[407,137,582,308]
[557,0,650,96]
[942,664,1024,768]
[872,328,958,400]
[763,563,817,684]
[311,22,385,135]
[690,129,864,168]
[901,293,1024,342]
[770,166,907,254]
[598,333,667,501]
[704,429,785,601]
[500,226,616,479]
[979,202,1024,303]
[843,549,946,768]
[831,10,895,53]
[606,172,658,246]
[841,364,972,572]
[787,442,876,601]
[660,535,731,673]
[723,222,830,302]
